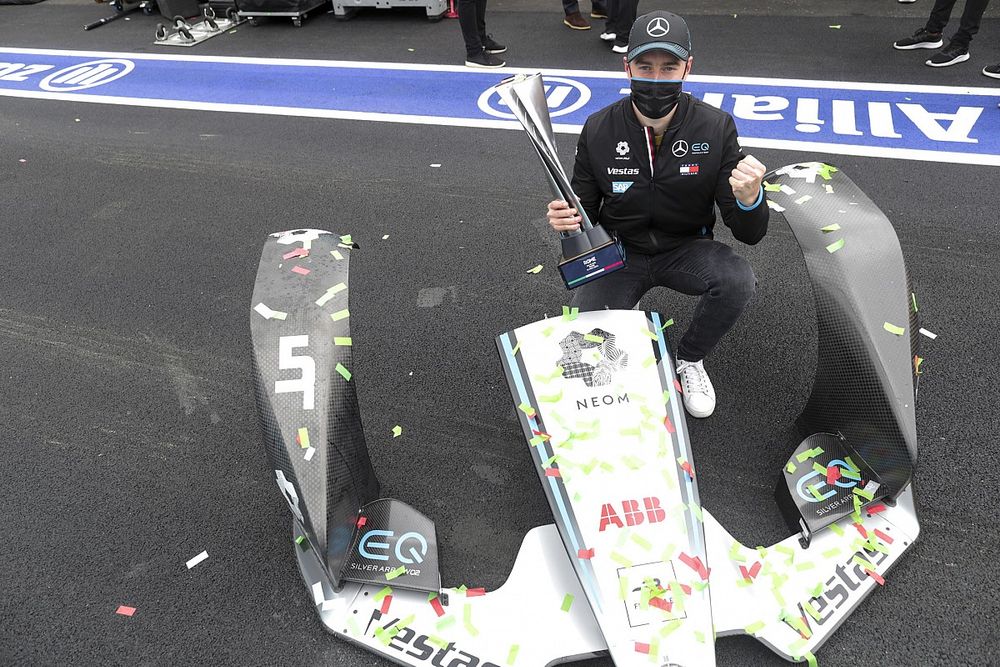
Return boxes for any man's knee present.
[717,253,757,307]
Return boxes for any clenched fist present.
[729,154,766,207]
[546,199,582,233]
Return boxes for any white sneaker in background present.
[674,358,716,418]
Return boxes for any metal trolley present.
[236,0,328,27]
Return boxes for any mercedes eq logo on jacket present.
[570,93,769,254]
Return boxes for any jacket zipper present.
[644,126,660,250]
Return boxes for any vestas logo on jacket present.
[608,167,640,175]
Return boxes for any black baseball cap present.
[626,11,692,62]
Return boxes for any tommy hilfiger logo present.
[679,164,700,175]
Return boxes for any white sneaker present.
[611,43,628,54]
[675,359,716,418]
[600,31,616,41]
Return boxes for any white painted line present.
[186,550,209,569]
[2,47,1000,95]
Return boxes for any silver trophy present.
[496,73,625,289]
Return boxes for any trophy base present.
[558,239,625,290]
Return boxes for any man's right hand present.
[547,200,583,233]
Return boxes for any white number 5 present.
[275,335,315,410]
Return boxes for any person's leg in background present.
[925,0,991,66]
[600,0,619,42]
[460,0,504,68]
[892,0,953,50]
[563,0,591,29]
[611,0,640,54]
[476,0,507,56]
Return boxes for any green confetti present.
[796,562,815,572]
[826,238,845,253]
[744,620,765,635]
[386,566,406,580]
[660,619,682,637]
[526,264,543,274]
[335,363,352,381]
[538,390,563,403]
[822,547,841,559]
[640,327,660,340]
[297,427,310,449]
[796,447,825,462]
[820,223,841,232]
[517,402,536,417]
[330,250,344,260]
[373,586,392,602]
[619,576,629,600]
[729,542,747,563]
[610,551,632,568]
[853,486,875,501]
[812,462,828,475]
[763,180,782,192]
[805,651,818,667]
[330,308,350,321]
[631,534,652,551]
[818,164,839,180]
[694,630,706,643]
[808,484,825,501]
[911,293,919,313]
[883,321,905,336]
[830,522,845,537]
[561,305,579,321]
[506,644,520,665]
[436,615,456,631]
[829,24,841,29]
[810,582,824,598]
[584,333,605,343]
[560,594,574,612]
[463,604,479,637]
[688,502,704,522]
[339,234,353,244]
[334,337,352,346]
[659,318,675,330]
[785,461,797,474]
[622,454,644,469]
[392,425,402,438]
[853,554,876,570]
[511,342,521,356]
[642,355,657,368]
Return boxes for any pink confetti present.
[116,605,136,617]
[291,265,311,275]
[380,595,393,615]
[578,548,594,559]
[466,587,486,597]
[282,248,309,260]
[356,516,367,528]
[544,468,561,477]
[429,596,445,617]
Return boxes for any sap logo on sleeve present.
[612,181,634,194]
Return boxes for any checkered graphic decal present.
[557,328,629,387]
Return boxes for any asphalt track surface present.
[1,2,999,666]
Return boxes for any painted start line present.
[1,47,999,166]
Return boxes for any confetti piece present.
[919,328,937,339]
[640,327,659,340]
[526,264,544,274]
[518,403,537,418]
[631,534,652,550]
[812,462,827,475]
[466,587,486,597]
[883,322,905,336]
[254,303,288,320]
[824,184,834,194]
[804,652,818,667]
[386,566,406,580]
[729,542,747,563]
[333,337,352,346]
[874,528,894,544]
[679,552,709,580]
[578,547,594,559]
[826,238,845,253]
[829,24,841,28]
[392,425,402,438]
[865,569,885,586]
[506,644,520,665]
[282,248,309,260]
[315,283,347,306]
[330,309,350,322]
[297,427,310,449]
[584,333,605,343]
[115,605,136,617]
[560,594,574,612]
[544,467,561,477]
[745,620,765,635]
[914,355,924,375]
[767,200,786,212]
[663,415,676,434]
[561,305,579,321]
[853,486,875,501]
[436,616,456,631]
[673,378,683,394]
[335,363,352,381]
[820,223,841,232]
[635,642,650,654]
[428,595,445,617]
[911,293,918,313]
[430,163,441,168]
[463,604,479,636]
[610,551,632,568]
[331,250,344,260]
[796,447,824,462]
[659,318,675,330]
[356,516,367,527]
[795,195,812,205]
[380,594,393,614]
[311,581,325,604]
[785,462,796,474]
[382,234,390,240]
[339,234,353,245]
[763,181,782,192]
[185,550,209,569]
[826,465,841,485]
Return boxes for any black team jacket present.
[571,93,769,254]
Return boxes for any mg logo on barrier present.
[39,59,134,92]
[479,76,591,120]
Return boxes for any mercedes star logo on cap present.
[646,17,670,38]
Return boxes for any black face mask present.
[630,78,684,119]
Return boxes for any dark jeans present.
[570,239,757,362]
[606,0,640,43]
[926,0,991,46]
[458,0,488,56]
[562,0,606,15]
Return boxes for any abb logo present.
[598,497,665,531]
